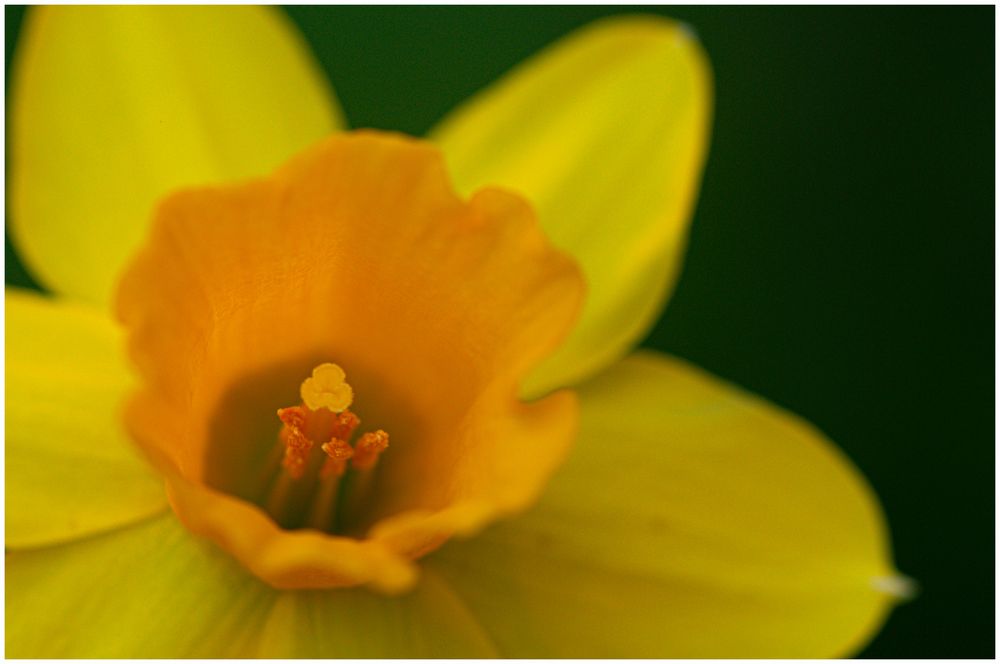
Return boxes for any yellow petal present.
[429,351,902,657]
[10,6,343,307]
[431,16,711,396]
[5,513,276,657]
[5,289,167,548]
[256,571,497,657]
[7,511,495,657]
[115,131,584,588]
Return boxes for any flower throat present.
[264,363,388,533]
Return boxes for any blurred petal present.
[10,6,343,306]
[431,16,711,396]
[429,351,900,657]
[256,571,498,657]
[5,514,276,658]
[5,289,166,548]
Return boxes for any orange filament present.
[353,430,390,471]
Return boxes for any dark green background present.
[5,6,994,658]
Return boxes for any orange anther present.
[280,425,313,479]
[277,407,313,479]
[320,438,354,479]
[277,406,307,430]
[330,410,361,441]
[352,430,389,471]
[321,438,354,461]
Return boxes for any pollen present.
[353,430,390,470]
[300,362,354,412]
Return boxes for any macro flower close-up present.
[7,5,991,659]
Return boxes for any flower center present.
[114,132,585,590]
[264,362,388,533]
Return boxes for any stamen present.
[338,430,390,535]
[352,430,389,471]
[269,363,391,534]
[277,406,312,480]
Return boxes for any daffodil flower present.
[6,7,910,657]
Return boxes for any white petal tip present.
[871,574,919,601]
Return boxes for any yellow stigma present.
[300,362,353,412]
